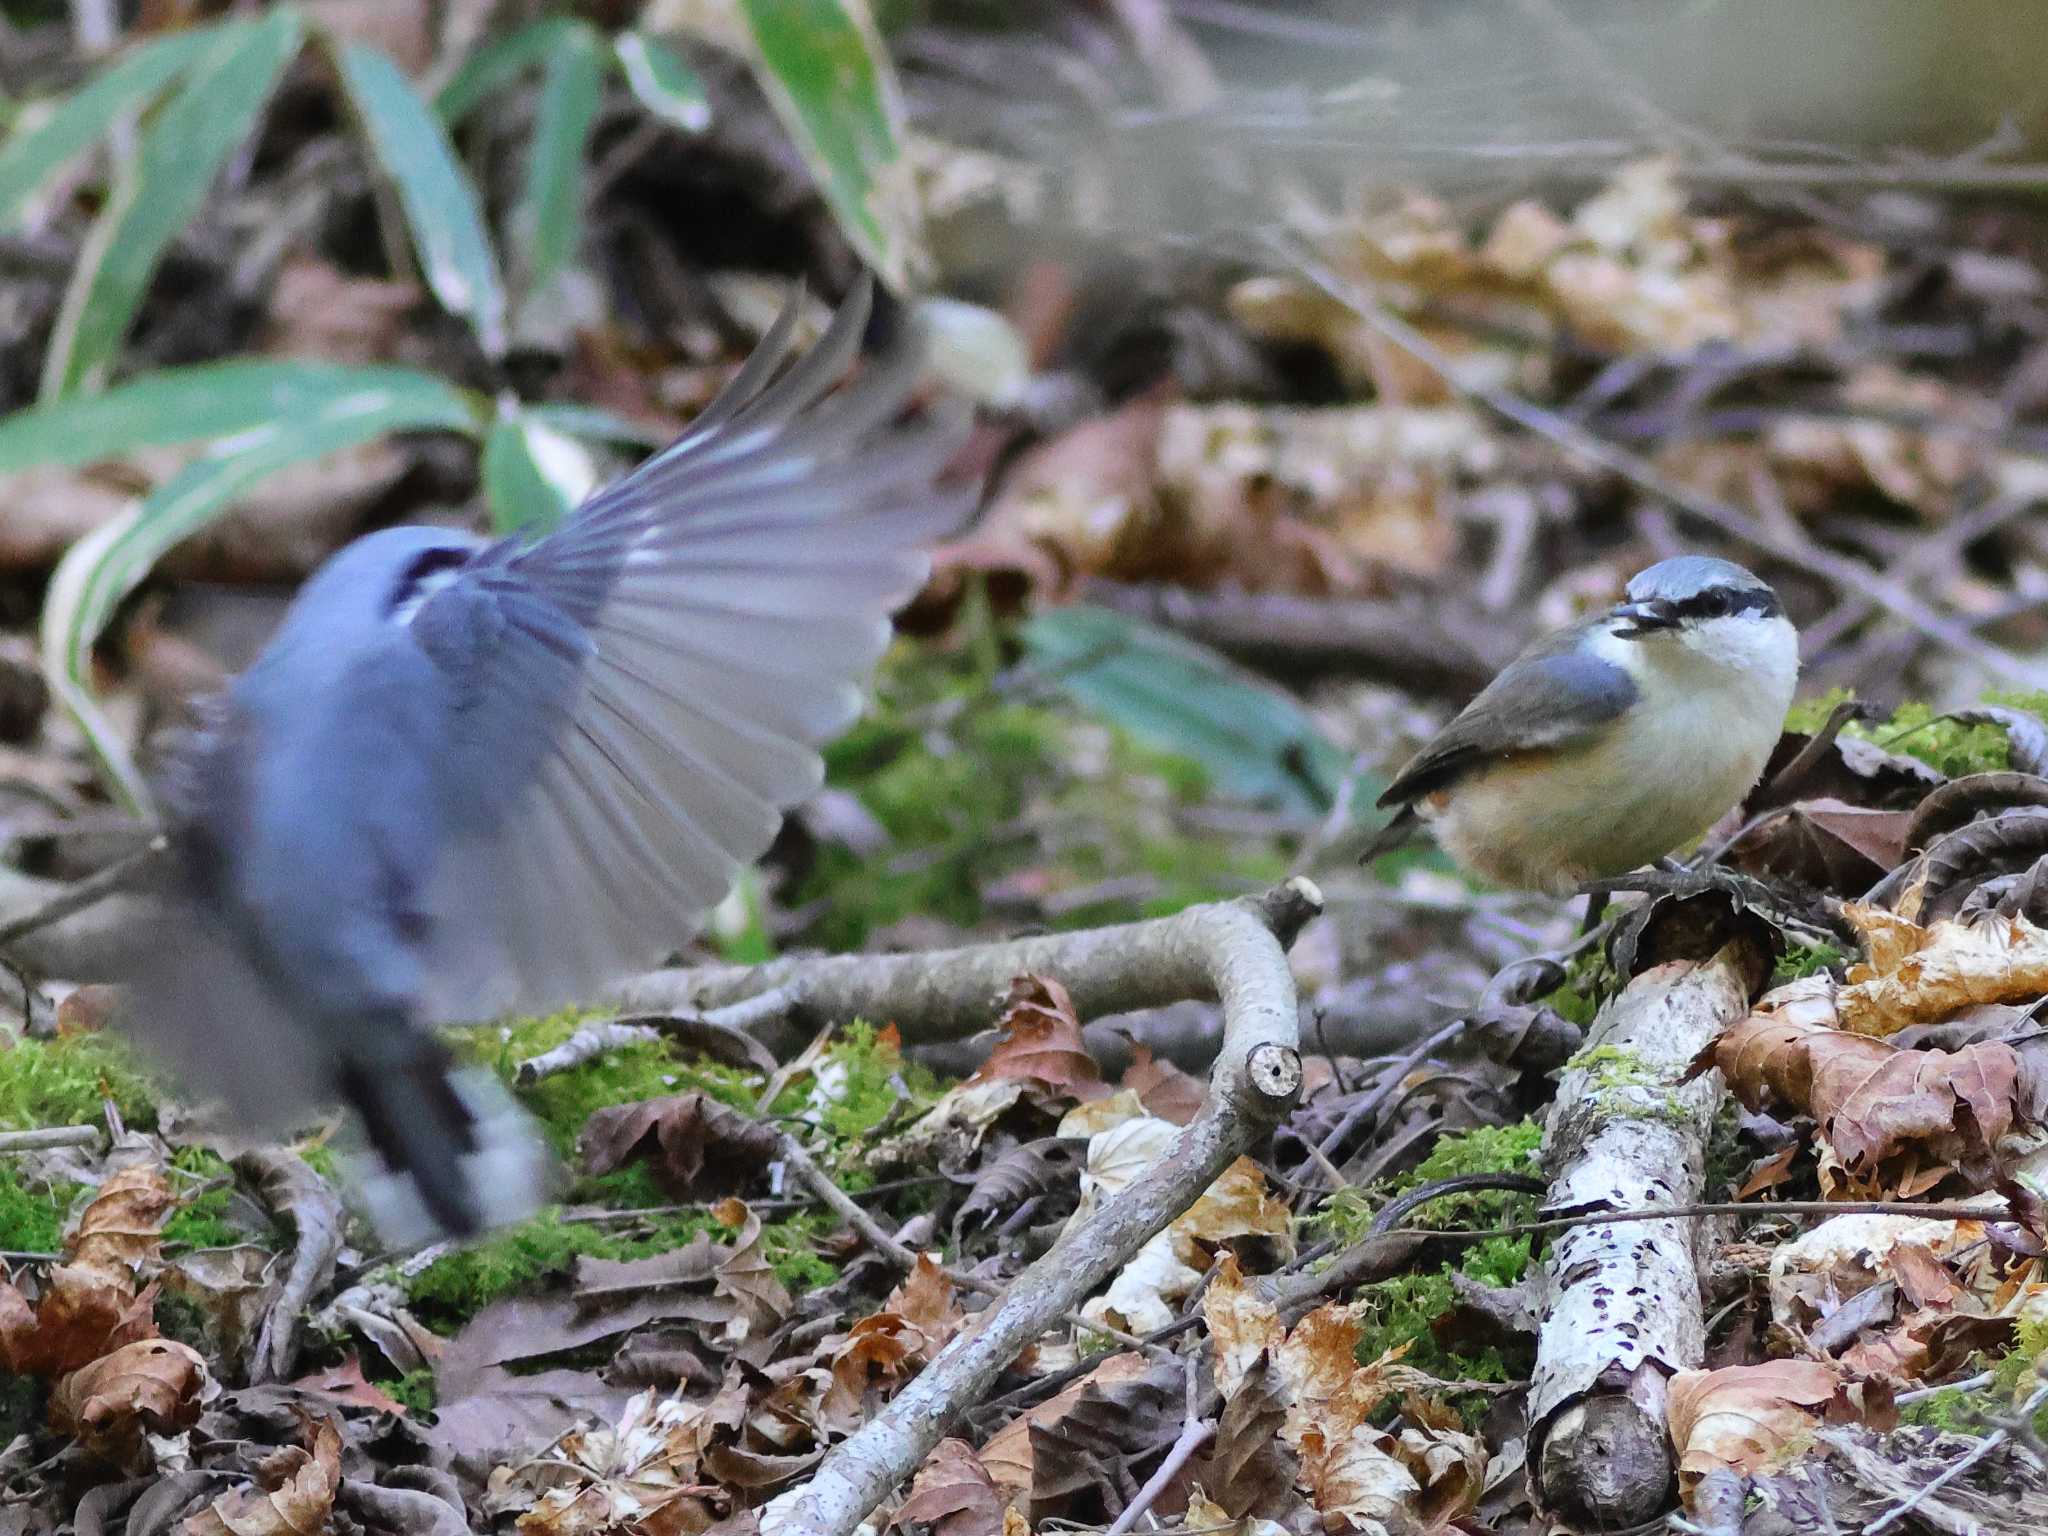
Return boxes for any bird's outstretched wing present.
[408,279,973,1020]
[1376,627,1637,809]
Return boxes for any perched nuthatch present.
[127,279,971,1245]
[1369,557,1799,895]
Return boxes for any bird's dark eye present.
[386,547,472,614]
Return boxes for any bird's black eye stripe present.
[1661,586,1782,623]
[386,547,472,613]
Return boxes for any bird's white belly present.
[1424,702,1776,895]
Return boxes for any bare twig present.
[0,1125,101,1152]
[760,880,1319,1536]
[514,1021,665,1085]
[237,1147,346,1382]
[773,1128,998,1299]
[1104,1360,1214,1536]
[0,837,164,952]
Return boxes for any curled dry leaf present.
[1697,976,2025,1187]
[969,975,1108,1109]
[0,1160,178,1378]
[1203,1257,1482,1532]
[893,1438,1004,1536]
[1838,904,2048,1033]
[50,1337,208,1471]
[580,1091,783,1201]
[1070,1109,1291,1330]
[822,1260,969,1441]
[1667,1361,1859,1501]
[977,1351,1154,1509]
[71,1163,177,1275]
[183,1412,343,1536]
[485,1387,717,1536]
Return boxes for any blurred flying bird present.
[129,277,972,1245]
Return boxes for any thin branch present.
[0,837,164,951]
[1378,1197,2014,1244]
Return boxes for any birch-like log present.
[758,879,1319,1536]
[1528,943,1749,1525]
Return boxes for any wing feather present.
[412,277,969,1019]
[1377,626,1638,808]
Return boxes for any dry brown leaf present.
[487,1387,717,1535]
[1119,1044,1206,1126]
[978,1352,1153,1507]
[1837,905,2048,1033]
[183,1412,342,1536]
[290,1356,410,1416]
[1699,985,2024,1186]
[51,1337,208,1470]
[580,1092,782,1201]
[1668,1360,1845,1498]
[1201,1258,1468,1530]
[0,1266,157,1377]
[894,1438,1004,1536]
[969,975,1108,1108]
[1082,1151,1292,1332]
[74,1163,176,1276]
[710,1202,793,1344]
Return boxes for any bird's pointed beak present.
[1611,597,1679,637]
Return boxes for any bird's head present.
[1605,556,1798,682]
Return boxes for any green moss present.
[808,1022,943,1150]
[457,1009,764,1157]
[1772,938,1845,986]
[402,1199,839,1330]
[795,640,1292,949]
[1320,1122,1543,1397]
[375,1367,438,1415]
[1787,688,2048,779]
[163,1146,260,1250]
[0,1033,160,1132]
[0,1165,74,1254]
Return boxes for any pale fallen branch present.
[614,880,1323,1046]
[1526,943,1751,1528]
[0,1125,102,1152]
[759,878,1320,1536]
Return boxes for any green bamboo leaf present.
[481,401,598,534]
[0,25,218,224]
[40,379,484,811]
[614,31,710,133]
[0,358,477,472]
[38,11,304,400]
[522,400,665,448]
[515,26,604,299]
[1020,605,1351,816]
[338,41,508,356]
[734,0,925,291]
[434,16,581,124]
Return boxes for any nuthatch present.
[127,279,970,1244]
[1370,557,1799,895]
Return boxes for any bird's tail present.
[336,1040,553,1248]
